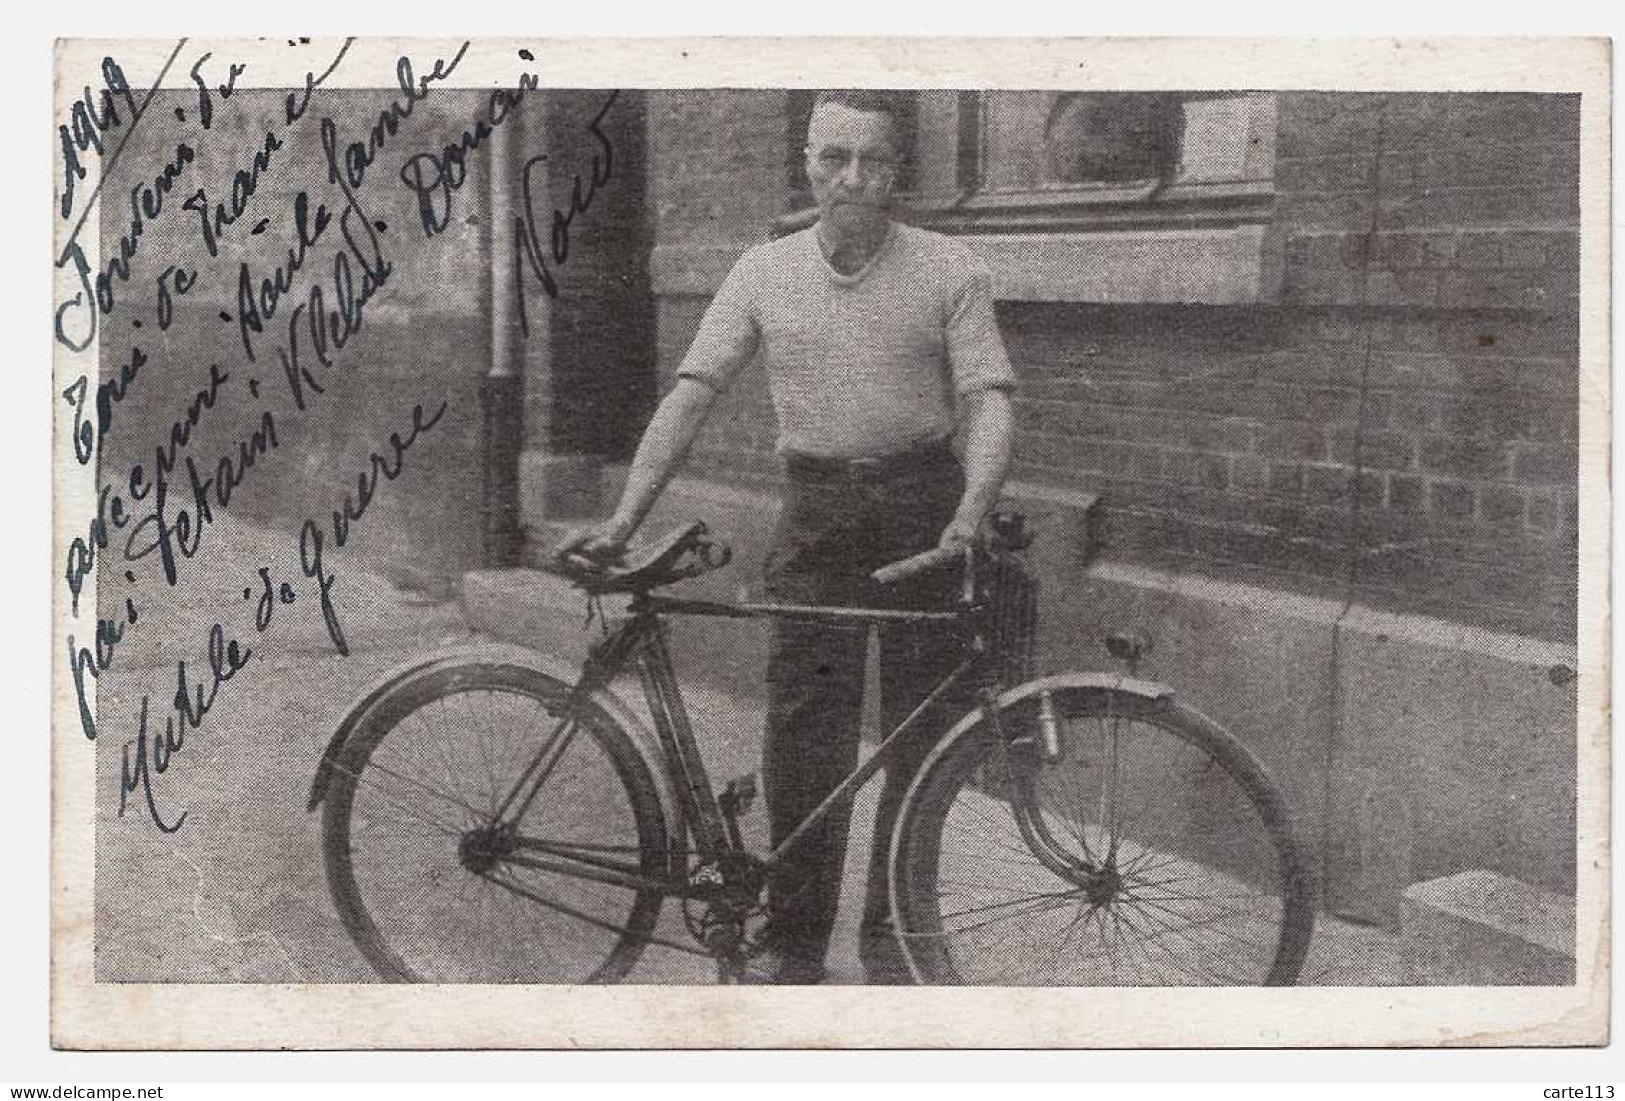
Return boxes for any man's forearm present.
[954,389,1015,527]
[607,379,719,539]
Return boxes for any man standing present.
[562,89,1016,983]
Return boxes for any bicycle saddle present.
[550,520,733,594]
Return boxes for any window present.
[786,90,1276,232]
[995,92,1178,187]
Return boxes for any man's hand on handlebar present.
[870,515,982,588]
[936,515,979,555]
[554,518,635,567]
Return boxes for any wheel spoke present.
[1116,891,1282,958]
[1111,903,1239,985]
[922,893,1082,941]
[323,670,671,984]
[361,750,490,823]
[893,688,1311,987]
[328,758,467,839]
[462,692,502,811]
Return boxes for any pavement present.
[88,515,1405,985]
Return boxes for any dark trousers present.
[760,452,968,968]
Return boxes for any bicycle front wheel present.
[891,685,1314,986]
[322,663,672,983]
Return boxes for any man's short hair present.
[813,89,909,122]
[810,90,911,158]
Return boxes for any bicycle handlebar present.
[871,546,956,585]
[872,545,977,605]
[552,518,976,601]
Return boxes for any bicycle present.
[308,515,1316,985]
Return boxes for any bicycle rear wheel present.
[321,663,672,983]
[891,685,1314,986]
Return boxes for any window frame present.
[781,89,1277,236]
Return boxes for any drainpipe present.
[481,88,524,568]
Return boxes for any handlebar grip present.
[871,545,963,586]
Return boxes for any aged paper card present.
[51,36,1609,1048]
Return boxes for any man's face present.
[805,102,899,236]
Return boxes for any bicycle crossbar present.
[642,593,962,624]
[740,601,962,623]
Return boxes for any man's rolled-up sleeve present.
[676,253,762,394]
[945,264,1017,398]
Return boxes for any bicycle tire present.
[321,662,672,983]
[891,684,1315,986]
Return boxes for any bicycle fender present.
[916,671,1176,789]
[997,670,1174,709]
[305,646,674,818]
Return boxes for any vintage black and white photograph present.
[49,37,1607,1048]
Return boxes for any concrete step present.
[1400,869,1576,985]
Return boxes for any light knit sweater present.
[677,221,1016,460]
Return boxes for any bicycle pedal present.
[720,774,758,815]
[689,861,727,890]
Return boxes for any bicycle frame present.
[496,589,991,901]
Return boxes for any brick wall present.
[647,89,791,484]
[644,91,1581,640]
[1006,302,1577,638]
[1270,92,1579,637]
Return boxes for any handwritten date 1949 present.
[57,56,137,220]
